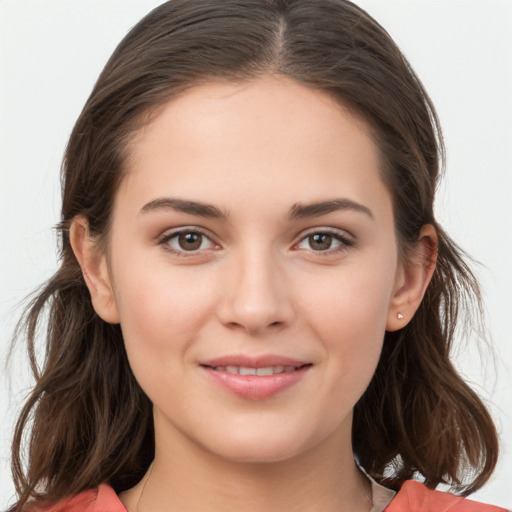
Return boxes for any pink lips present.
[200,355,312,400]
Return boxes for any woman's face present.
[99,77,405,463]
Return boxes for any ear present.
[386,224,438,331]
[69,215,120,324]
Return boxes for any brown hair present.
[10,0,498,508]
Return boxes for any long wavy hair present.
[10,0,498,509]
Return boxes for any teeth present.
[239,367,256,376]
[256,367,273,376]
[212,365,297,375]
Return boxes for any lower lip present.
[201,366,311,400]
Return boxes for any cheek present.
[111,260,216,365]
[112,264,221,411]
[298,262,395,390]
[303,264,394,340]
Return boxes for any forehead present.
[118,76,391,221]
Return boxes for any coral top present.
[383,481,507,511]
[32,480,508,512]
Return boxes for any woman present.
[7,1,507,511]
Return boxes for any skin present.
[71,76,437,512]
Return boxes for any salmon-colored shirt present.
[34,480,508,512]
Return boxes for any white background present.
[1,0,511,508]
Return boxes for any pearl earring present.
[397,312,404,320]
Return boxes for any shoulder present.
[29,484,126,512]
[385,480,508,512]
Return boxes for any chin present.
[198,423,324,465]
[212,442,304,465]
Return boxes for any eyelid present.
[157,225,355,257]
[293,227,355,255]
[298,226,354,239]
[158,226,220,256]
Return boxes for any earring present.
[397,312,404,320]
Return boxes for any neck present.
[120,418,371,512]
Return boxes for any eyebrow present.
[139,197,373,221]
[140,197,229,219]
[288,198,374,220]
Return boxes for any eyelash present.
[158,227,354,257]
[158,228,217,257]
[296,229,355,257]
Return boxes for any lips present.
[209,365,298,375]
[199,355,312,400]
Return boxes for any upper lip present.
[200,354,310,369]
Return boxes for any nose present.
[216,248,295,335]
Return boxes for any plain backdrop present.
[1,0,511,508]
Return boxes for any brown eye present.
[178,232,203,251]
[163,230,215,254]
[297,230,352,254]
[308,233,333,251]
